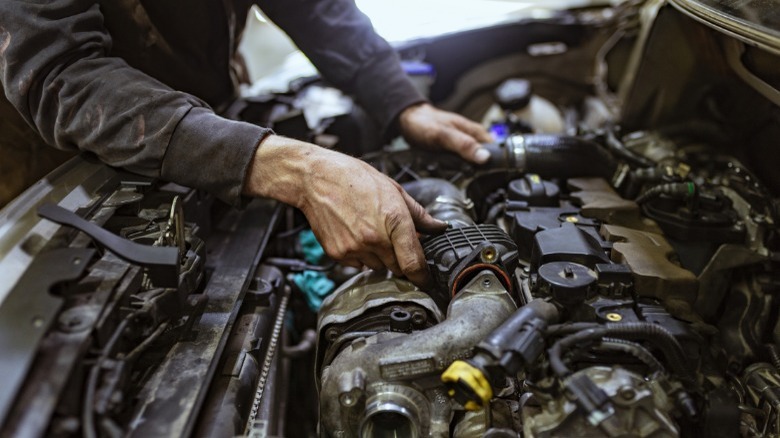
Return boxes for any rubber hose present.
[525,135,616,179]
[402,178,475,227]
[598,338,665,374]
[283,329,317,358]
[767,344,780,371]
[484,134,617,179]
[547,322,695,385]
[402,178,464,205]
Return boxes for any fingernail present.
[474,148,490,164]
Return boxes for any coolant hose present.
[483,134,617,179]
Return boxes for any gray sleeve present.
[256,0,427,137]
[0,0,270,205]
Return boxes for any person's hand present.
[399,103,493,164]
[243,135,447,286]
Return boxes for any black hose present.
[484,134,618,180]
[283,329,317,358]
[597,338,665,374]
[402,178,465,206]
[485,202,506,224]
[546,322,602,337]
[402,178,475,227]
[547,322,695,385]
[767,344,780,371]
[549,326,606,377]
[525,135,617,179]
[605,130,654,168]
[635,182,696,204]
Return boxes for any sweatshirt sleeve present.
[0,0,270,205]
[256,0,427,137]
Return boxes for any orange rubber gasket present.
[451,263,513,297]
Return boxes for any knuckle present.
[360,229,383,246]
[324,241,352,261]
[457,136,475,151]
[432,127,448,144]
[385,210,404,232]
[329,247,347,260]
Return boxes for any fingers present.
[358,253,389,272]
[452,116,494,143]
[399,189,448,234]
[385,211,431,287]
[438,125,490,164]
[375,249,403,277]
[449,117,493,164]
[398,103,494,165]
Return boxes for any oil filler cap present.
[538,261,597,305]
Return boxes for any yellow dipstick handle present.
[441,360,493,411]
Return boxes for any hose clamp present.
[508,134,527,171]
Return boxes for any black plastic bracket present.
[37,203,180,287]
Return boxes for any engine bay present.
[1,1,780,437]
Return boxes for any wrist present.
[397,102,430,136]
[243,135,316,208]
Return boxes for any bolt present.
[340,393,356,407]
[32,316,44,328]
[482,278,492,288]
[606,313,622,322]
[411,311,427,325]
[618,386,636,400]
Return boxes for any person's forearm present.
[1,0,267,205]
[257,0,426,136]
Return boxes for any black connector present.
[470,300,558,377]
[564,373,615,427]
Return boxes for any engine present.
[2,2,780,437]
[312,120,778,436]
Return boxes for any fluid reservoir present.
[482,78,564,138]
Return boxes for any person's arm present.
[0,0,269,205]
[256,0,423,137]
[256,0,492,162]
[0,0,446,285]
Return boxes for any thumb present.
[400,189,448,234]
[440,127,491,165]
